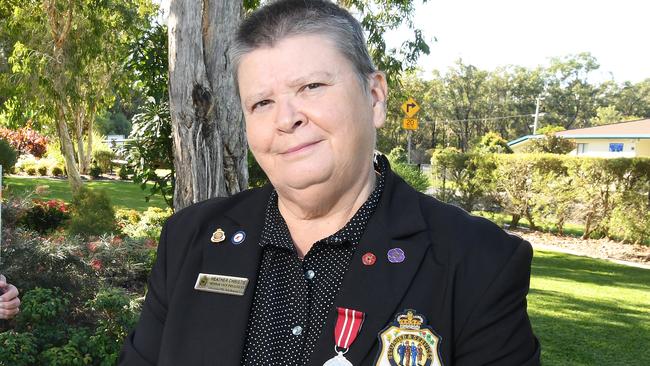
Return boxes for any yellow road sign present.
[402,118,418,130]
[401,97,420,117]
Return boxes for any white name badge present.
[194,273,249,296]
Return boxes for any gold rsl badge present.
[374,309,443,366]
[211,228,225,243]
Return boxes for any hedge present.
[430,150,650,244]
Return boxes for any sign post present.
[401,98,420,163]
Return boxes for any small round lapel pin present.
[211,228,225,243]
[231,230,246,245]
[387,248,405,263]
[362,252,377,266]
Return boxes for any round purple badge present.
[387,248,405,263]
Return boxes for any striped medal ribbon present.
[323,307,365,366]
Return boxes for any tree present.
[168,0,432,210]
[168,1,247,210]
[526,125,575,154]
[4,0,155,193]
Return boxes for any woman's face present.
[238,34,387,194]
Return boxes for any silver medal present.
[323,352,353,366]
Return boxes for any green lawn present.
[3,176,168,212]
[530,251,650,366]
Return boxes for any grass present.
[530,250,650,366]
[3,176,168,212]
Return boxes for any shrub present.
[0,138,18,174]
[431,147,496,211]
[15,154,37,174]
[525,126,575,154]
[474,132,513,154]
[13,287,70,350]
[0,127,48,157]
[118,166,129,180]
[89,163,102,179]
[20,199,70,234]
[38,343,88,366]
[26,167,36,175]
[530,155,576,234]
[37,164,48,176]
[387,147,430,193]
[118,207,172,239]
[15,287,69,327]
[0,331,38,366]
[52,166,63,177]
[93,149,115,173]
[492,154,542,228]
[68,188,117,237]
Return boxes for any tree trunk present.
[75,106,89,174]
[55,105,83,194]
[85,104,95,172]
[168,0,247,210]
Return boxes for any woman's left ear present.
[369,72,388,128]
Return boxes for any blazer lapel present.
[309,172,441,365]
[196,186,272,365]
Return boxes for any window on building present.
[577,143,587,154]
[609,143,624,152]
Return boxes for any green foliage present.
[38,343,89,366]
[0,138,17,174]
[387,146,408,164]
[526,128,575,154]
[0,331,38,366]
[431,147,496,212]
[117,166,129,180]
[126,23,168,104]
[68,188,117,237]
[95,111,131,136]
[15,287,69,327]
[125,98,173,207]
[474,132,512,154]
[20,199,70,234]
[117,206,172,240]
[52,166,63,177]
[387,147,429,192]
[89,164,102,179]
[92,149,115,173]
[37,164,48,176]
[26,167,36,176]
[248,151,269,188]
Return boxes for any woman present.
[120,1,540,365]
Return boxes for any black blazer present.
[119,167,541,366]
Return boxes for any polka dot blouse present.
[241,154,388,366]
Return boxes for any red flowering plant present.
[20,199,71,234]
[0,127,48,157]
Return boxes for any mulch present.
[508,227,650,269]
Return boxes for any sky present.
[157,0,650,84]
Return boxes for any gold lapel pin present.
[211,228,225,243]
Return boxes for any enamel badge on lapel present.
[211,228,225,243]
[231,230,246,245]
[374,309,443,366]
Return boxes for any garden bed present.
[511,227,650,267]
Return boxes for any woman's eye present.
[304,83,323,90]
[252,100,271,111]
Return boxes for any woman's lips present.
[282,140,322,155]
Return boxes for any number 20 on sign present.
[402,118,418,130]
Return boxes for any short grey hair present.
[230,0,377,96]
